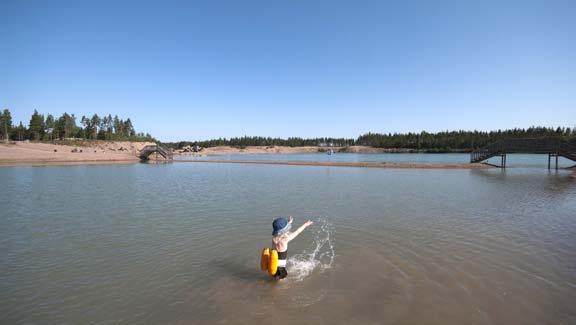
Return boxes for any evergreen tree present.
[90,114,100,140]
[97,115,108,140]
[44,114,55,140]
[80,115,90,139]
[124,118,135,137]
[68,114,78,139]
[105,114,113,139]
[13,121,26,141]
[54,113,77,139]
[28,110,45,140]
[0,109,12,141]
[113,115,122,137]
[0,109,149,142]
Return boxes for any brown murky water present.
[1,162,575,324]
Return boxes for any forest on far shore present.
[0,109,154,142]
[164,126,575,152]
[2,109,573,152]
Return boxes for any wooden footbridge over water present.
[139,144,173,161]
[137,140,575,168]
[470,138,576,169]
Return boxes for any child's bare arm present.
[286,220,313,242]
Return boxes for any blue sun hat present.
[272,217,292,236]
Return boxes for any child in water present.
[271,216,314,279]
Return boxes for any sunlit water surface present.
[1,159,575,324]
[177,152,575,168]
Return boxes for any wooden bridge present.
[470,138,576,168]
[139,144,173,161]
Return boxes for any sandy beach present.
[0,141,154,166]
[1,142,490,169]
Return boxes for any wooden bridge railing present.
[139,144,173,161]
[470,138,576,167]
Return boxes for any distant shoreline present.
[0,142,483,168]
[174,159,491,169]
[174,145,469,156]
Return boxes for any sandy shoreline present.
[1,142,487,169]
[0,159,141,167]
[175,145,464,155]
[0,141,154,166]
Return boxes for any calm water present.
[178,152,576,168]
[1,160,576,324]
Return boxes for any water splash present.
[287,218,335,282]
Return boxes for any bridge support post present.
[549,153,560,170]
[556,153,559,170]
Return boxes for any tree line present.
[166,136,356,149]
[164,126,575,151]
[0,109,154,142]
[356,127,575,151]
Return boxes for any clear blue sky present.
[1,0,575,142]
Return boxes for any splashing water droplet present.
[288,218,335,282]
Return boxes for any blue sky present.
[1,0,575,141]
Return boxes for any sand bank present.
[176,159,490,169]
[174,145,440,156]
[176,145,321,155]
[0,141,154,167]
[1,143,486,169]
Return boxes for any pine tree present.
[113,115,122,137]
[90,114,100,140]
[0,109,12,142]
[54,113,77,139]
[44,114,55,140]
[80,115,90,139]
[14,121,26,141]
[124,118,135,137]
[28,110,45,140]
[106,114,113,139]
